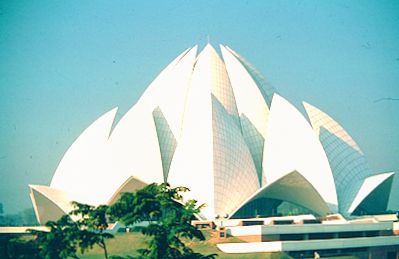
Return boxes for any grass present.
[79,230,291,259]
[79,232,144,258]
[79,231,360,259]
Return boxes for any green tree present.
[109,183,216,259]
[31,215,80,259]
[3,234,40,259]
[70,202,113,259]
[30,203,114,259]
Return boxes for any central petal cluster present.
[29,44,394,224]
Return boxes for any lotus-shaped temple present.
[29,44,395,224]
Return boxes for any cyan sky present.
[1,1,398,213]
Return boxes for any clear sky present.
[1,1,398,214]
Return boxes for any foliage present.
[70,202,114,259]
[109,183,165,224]
[0,208,38,226]
[2,234,40,259]
[109,183,216,259]
[29,202,113,259]
[31,214,81,259]
[3,183,215,258]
